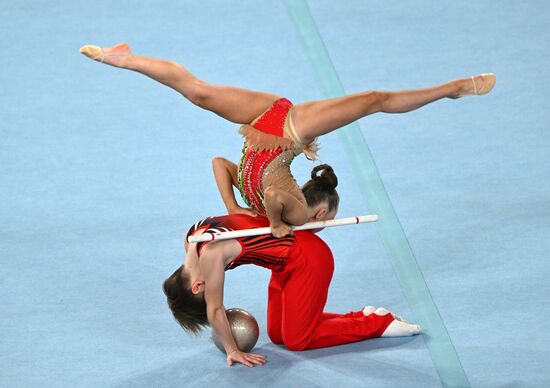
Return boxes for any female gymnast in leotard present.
[163,164,421,367]
[80,43,496,237]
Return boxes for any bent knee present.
[282,334,310,351]
[267,318,284,344]
[267,327,284,345]
[362,90,388,114]
[284,340,308,351]
[183,79,210,107]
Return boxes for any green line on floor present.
[283,1,470,386]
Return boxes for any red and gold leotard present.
[237,98,318,216]
[186,214,294,271]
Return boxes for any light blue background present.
[1,1,548,386]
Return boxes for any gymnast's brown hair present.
[301,164,340,212]
[163,266,208,334]
[164,164,338,334]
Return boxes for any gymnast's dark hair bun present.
[310,164,338,190]
[302,164,340,212]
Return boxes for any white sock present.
[374,307,390,316]
[382,319,422,337]
[392,314,409,323]
[364,306,420,336]
[362,306,376,316]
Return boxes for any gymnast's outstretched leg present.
[80,43,280,124]
[291,74,496,144]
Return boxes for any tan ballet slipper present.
[471,73,496,95]
[79,43,131,67]
[79,45,105,62]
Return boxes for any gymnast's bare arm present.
[212,157,257,217]
[201,240,266,367]
[264,186,308,238]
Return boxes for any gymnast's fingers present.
[246,354,265,365]
[250,353,266,361]
[248,353,266,363]
[227,352,254,367]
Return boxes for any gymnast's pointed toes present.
[475,73,496,95]
[79,45,104,61]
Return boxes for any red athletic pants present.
[266,231,394,351]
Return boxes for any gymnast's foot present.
[362,306,376,316]
[79,42,132,67]
[362,306,407,322]
[451,73,496,98]
[382,319,422,337]
[363,307,421,337]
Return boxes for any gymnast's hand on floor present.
[226,350,266,367]
[228,205,258,217]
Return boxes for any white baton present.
[187,214,379,243]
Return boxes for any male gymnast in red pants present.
[163,213,421,367]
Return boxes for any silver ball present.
[212,308,259,354]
